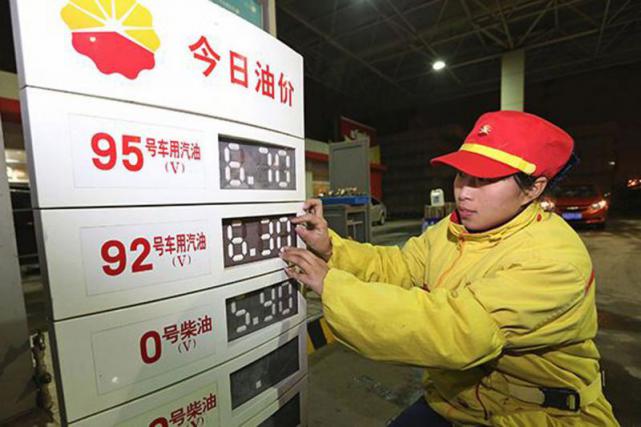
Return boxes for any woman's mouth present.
[458,207,476,219]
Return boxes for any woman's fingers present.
[280,248,314,272]
[291,213,324,229]
[302,199,323,217]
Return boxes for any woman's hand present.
[280,247,329,296]
[291,199,333,261]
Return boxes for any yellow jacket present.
[322,202,619,426]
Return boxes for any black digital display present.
[222,214,297,267]
[226,279,299,342]
[219,137,296,190]
[258,394,301,427]
[230,338,299,410]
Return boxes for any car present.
[541,184,610,228]
[627,177,641,190]
[370,197,387,225]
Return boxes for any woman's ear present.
[523,176,549,204]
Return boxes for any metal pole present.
[0,115,37,422]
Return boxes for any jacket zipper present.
[434,236,466,289]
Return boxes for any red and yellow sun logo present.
[61,0,160,79]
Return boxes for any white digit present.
[231,301,251,334]
[230,221,245,262]
[227,144,244,187]
[263,288,277,322]
[281,282,294,315]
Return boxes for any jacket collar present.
[448,202,542,243]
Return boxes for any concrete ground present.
[7,217,641,426]
[307,218,641,426]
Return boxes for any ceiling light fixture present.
[432,60,446,71]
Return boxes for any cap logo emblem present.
[478,125,492,136]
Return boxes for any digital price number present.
[226,279,299,342]
[222,214,296,267]
[230,338,299,409]
[219,138,295,190]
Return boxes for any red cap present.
[431,111,574,179]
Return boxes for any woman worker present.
[280,111,619,426]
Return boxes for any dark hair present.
[513,152,580,196]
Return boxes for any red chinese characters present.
[189,36,221,77]
[153,232,207,257]
[254,61,274,99]
[151,391,217,427]
[161,315,213,345]
[278,73,294,107]
[188,36,295,107]
[230,50,248,88]
[139,314,213,365]
[145,139,201,161]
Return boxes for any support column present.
[267,0,277,37]
[0,117,37,423]
[501,49,525,111]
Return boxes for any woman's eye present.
[477,177,502,185]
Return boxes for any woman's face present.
[454,172,533,232]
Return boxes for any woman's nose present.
[458,185,473,200]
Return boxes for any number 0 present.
[148,418,169,427]
[140,331,162,364]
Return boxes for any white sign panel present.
[21,88,304,208]
[68,325,307,425]
[11,0,304,138]
[38,202,303,320]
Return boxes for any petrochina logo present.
[61,0,160,79]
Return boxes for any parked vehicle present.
[541,184,610,228]
[627,176,641,190]
[370,197,387,225]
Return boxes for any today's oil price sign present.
[10,0,308,425]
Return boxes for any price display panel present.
[219,137,295,190]
[70,326,307,426]
[21,88,304,208]
[230,337,299,409]
[222,214,297,267]
[37,202,302,320]
[54,272,306,422]
[241,377,307,427]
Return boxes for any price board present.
[68,325,307,426]
[38,202,302,320]
[10,0,308,424]
[21,88,304,208]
